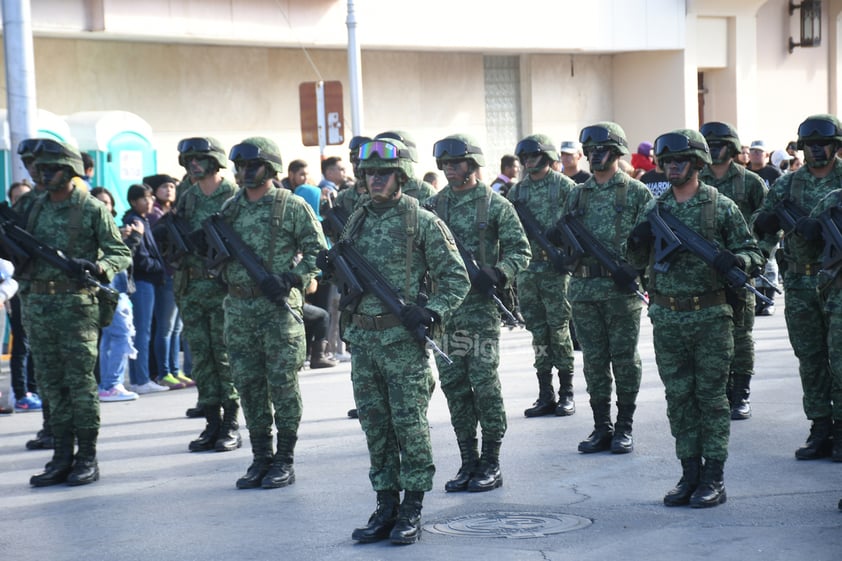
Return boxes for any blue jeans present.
[129,281,156,386]
[99,293,134,391]
[154,276,181,376]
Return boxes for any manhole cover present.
[427,511,592,539]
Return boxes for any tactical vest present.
[221,188,290,271]
[432,183,494,265]
[568,173,629,249]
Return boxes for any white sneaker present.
[99,384,140,402]
[133,381,170,394]
[333,351,352,363]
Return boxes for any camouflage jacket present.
[628,182,764,323]
[404,177,437,202]
[805,188,842,312]
[563,171,653,302]
[753,159,842,290]
[507,169,577,272]
[340,195,469,347]
[425,181,531,304]
[219,186,326,313]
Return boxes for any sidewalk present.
[1,296,841,561]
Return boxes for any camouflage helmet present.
[700,121,741,161]
[16,138,42,163]
[228,136,284,175]
[514,133,559,162]
[579,122,630,155]
[348,135,372,164]
[796,114,842,148]
[375,130,419,163]
[433,134,485,168]
[654,128,712,165]
[356,138,415,178]
[177,136,228,169]
[31,139,85,177]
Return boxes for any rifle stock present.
[512,200,569,274]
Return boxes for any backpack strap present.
[702,186,719,288]
[404,199,419,298]
[26,190,86,255]
[612,174,629,248]
[476,185,493,265]
[266,188,290,270]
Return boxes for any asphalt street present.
[1,293,841,561]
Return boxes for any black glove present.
[628,221,653,248]
[545,225,564,247]
[795,217,823,241]
[399,304,438,332]
[472,266,505,296]
[69,258,100,281]
[259,272,301,304]
[754,212,781,235]
[712,250,742,276]
[612,263,639,292]
[316,249,332,272]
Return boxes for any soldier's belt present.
[350,312,402,330]
[650,290,727,312]
[185,266,215,281]
[29,280,96,295]
[228,284,261,299]
[572,264,612,278]
[789,262,822,276]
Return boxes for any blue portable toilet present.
[65,111,157,216]
[0,108,75,200]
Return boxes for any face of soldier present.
[660,156,694,186]
[23,158,43,185]
[185,155,214,181]
[236,160,271,190]
[803,139,836,169]
[37,164,71,191]
[365,168,399,203]
[586,146,616,172]
[707,141,731,165]
[441,158,472,188]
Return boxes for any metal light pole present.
[346,0,364,137]
[2,0,37,185]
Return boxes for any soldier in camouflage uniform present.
[551,122,652,455]
[324,138,468,544]
[174,137,243,454]
[627,129,763,508]
[426,134,530,493]
[374,130,437,201]
[217,137,326,490]
[699,122,769,421]
[507,134,578,418]
[753,114,842,461]
[24,139,132,487]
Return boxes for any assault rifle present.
[0,203,116,296]
[422,203,523,327]
[321,196,350,242]
[319,239,453,364]
[202,213,303,324]
[155,211,203,266]
[557,213,647,303]
[815,206,842,270]
[647,204,773,306]
[512,200,569,274]
[772,197,809,233]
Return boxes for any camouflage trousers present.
[731,291,756,378]
[436,297,506,442]
[352,338,436,492]
[784,286,831,419]
[178,280,238,407]
[571,296,642,405]
[516,270,574,374]
[24,293,100,434]
[824,310,842,420]
[224,297,305,437]
[653,318,733,461]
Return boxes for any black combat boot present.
[663,457,701,506]
[188,404,222,452]
[832,420,842,462]
[236,433,273,489]
[215,400,242,452]
[795,417,834,460]
[555,371,576,416]
[185,402,205,418]
[309,340,338,369]
[690,459,727,508]
[347,408,358,419]
[390,491,424,545]
[352,490,400,543]
[30,430,74,487]
[468,438,503,492]
[730,373,751,420]
[261,430,296,488]
[611,402,635,454]
[578,401,613,453]
[444,437,478,492]
[524,371,556,417]
[66,428,100,486]
[26,400,54,449]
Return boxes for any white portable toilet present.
[65,111,158,216]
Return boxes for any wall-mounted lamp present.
[789,0,822,53]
